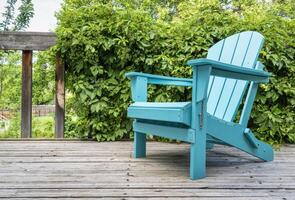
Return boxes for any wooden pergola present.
[0,31,64,138]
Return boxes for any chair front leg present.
[190,128,207,180]
[134,131,146,158]
[190,65,211,180]
[130,76,148,159]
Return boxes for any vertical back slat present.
[206,39,225,96]
[212,34,240,115]
[207,77,214,96]
[215,32,253,119]
[223,32,264,121]
[206,40,224,113]
[206,31,264,122]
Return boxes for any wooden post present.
[21,50,33,138]
[55,53,65,138]
[0,32,65,139]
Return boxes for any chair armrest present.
[187,58,271,83]
[125,72,192,86]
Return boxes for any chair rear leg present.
[190,131,206,180]
[134,132,146,158]
[244,129,274,161]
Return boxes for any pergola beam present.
[0,31,56,51]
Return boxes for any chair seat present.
[127,102,192,126]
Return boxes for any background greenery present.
[56,0,295,145]
[1,0,294,144]
[0,52,55,109]
[0,51,56,139]
[0,114,54,139]
[0,0,34,31]
[1,0,35,109]
[0,0,57,138]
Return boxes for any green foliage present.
[0,51,55,109]
[0,51,55,139]
[0,0,34,31]
[0,52,22,109]
[0,0,18,30]
[56,0,295,144]
[0,112,20,138]
[32,52,55,105]
[32,116,54,138]
[13,0,34,31]
[0,114,54,138]
[0,0,35,118]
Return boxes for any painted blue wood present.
[126,31,273,180]
[239,62,264,126]
[134,131,146,158]
[213,34,240,118]
[207,76,214,96]
[223,32,265,121]
[187,59,270,81]
[130,102,191,108]
[126,72,192,87]
[131,76,147,102]
[206,36,224,99]
[133,121,195,143]
[192,31,265,122]
[220,32,254,120]
[214,79,236,119]
[207,115,273,161]
[244,128,259,148]
[207,34,240,116]
[128,102,191,126]
[207,137,231,146]
[206,32,241,116]
[130,77,148,158]
[206,142,214,150]
[190,65,211,179]
[194,65,212,102]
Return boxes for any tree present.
[0,0,35,105]
[0,0,34,31]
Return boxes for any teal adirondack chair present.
[126,31,274,180]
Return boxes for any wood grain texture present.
[21,50,32,138]
[0,141,293,199]
[0,31,56,50]
[55,54,65,138]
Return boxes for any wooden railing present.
[0,31,64,138]
[1,105,55,119]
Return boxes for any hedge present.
[56,0,295,145]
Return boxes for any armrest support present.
[188,58,271,83]
[126,72,192,102]
[126,72,192,87]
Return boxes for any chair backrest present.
[206,31,264,122]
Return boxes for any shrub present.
[32,116,54,138]
[56,0,295,144]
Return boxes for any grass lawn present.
[0,115,54,139]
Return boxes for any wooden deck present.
[0,141,294,199]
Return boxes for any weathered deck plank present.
[0,141,294,199]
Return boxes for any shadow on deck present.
[0,141,294,199]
